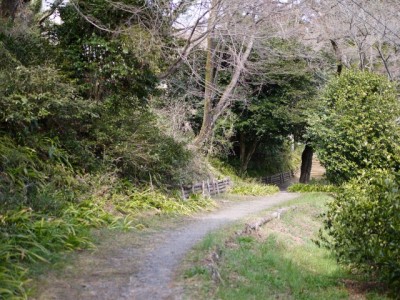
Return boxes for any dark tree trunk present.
[330,39,344,76]
[239,134,258,175]
[239,133,246,169]
[1,0,20,20]
[299,144,313,183]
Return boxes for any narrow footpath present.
[35,192,299,300]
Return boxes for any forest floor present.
[31,192,300,300]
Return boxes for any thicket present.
[0,127,213,298]
[310,70,400,291]
[309,70,400,184]
[0,3,213,298]
[320,170,400,292]
[226,38,320,176]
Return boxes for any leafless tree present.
[160,0,305,149]
[304,0,400,79]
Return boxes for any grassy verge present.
[180,193,389,299]
[0,183,215,299]
[229,180,279,196]
[211,159,279,197]
[287,179,337,193]
[2,155,279,299]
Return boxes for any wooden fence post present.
[149,173,154,191]
[181,185,186,200]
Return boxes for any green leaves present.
[321,170,400,291]
[309,70,400,184]
[310,70,400,291]
[0,65,92,134]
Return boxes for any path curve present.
[36,192,299,300]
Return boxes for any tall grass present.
[287,179,337,193]
[0,136,218,298]
[230,180,279,196]
[0,148,214,299]
[0,188,214,299]
[210,159,279,196]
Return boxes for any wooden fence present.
[181,178,232,199]
[262,170,295,185]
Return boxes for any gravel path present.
[35,192,299,300]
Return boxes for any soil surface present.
[34,192,299,300]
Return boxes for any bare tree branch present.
[37,0,64,26]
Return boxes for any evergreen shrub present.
[321,169,400,291]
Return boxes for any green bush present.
[0,65,91,134]
[320,169,400,291]
[309,70,400,184]
[94,109,192,185]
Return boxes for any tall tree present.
[304,0,400,79]
[232,38,319,174]
[165,0,305,149]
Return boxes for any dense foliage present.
[310,70,400,292]
[309,70,400,184]
[0,2,211,298]
[229,39,320,176]
[320,170,400,291]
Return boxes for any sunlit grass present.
[181,193,389,300]
[230,181,279,196]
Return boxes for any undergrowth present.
[0,138,214,299]
[0,134,217,299]
[0,187,214,299]
[210,159,279,196]
[288,179,337,193]
[230,181,279,196]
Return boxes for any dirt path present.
[34,192,299,300]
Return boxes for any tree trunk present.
[239,133,246,169]
[330,39,344,75]
[193,34,255,148]
[1,0,19,20]
[299,144,313,184]
[239,135,258,175]
[192,0,217,149]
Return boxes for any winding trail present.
[35,192,299,300]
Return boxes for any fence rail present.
[262,170,295,185]
[181,178,232,199]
